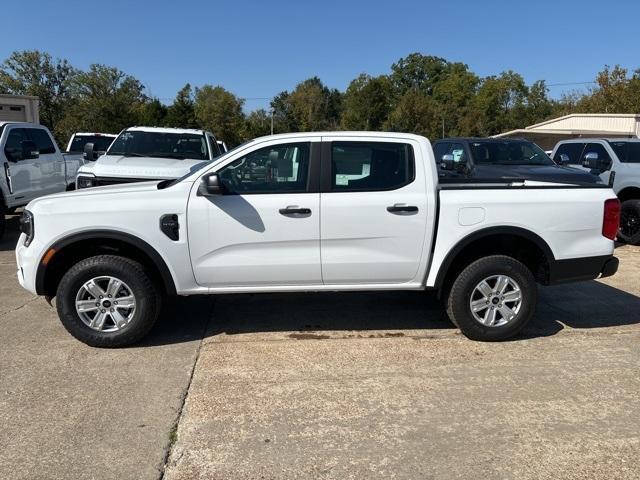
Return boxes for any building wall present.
[0,95,39,123]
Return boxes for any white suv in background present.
[75,126,222,189]
[552,138,640,244]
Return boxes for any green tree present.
[194,85,246,146]
[165,83,198,128]
[341,74,392,130]
[136,98,168,126]
[271,77,342,132]
[56,64,146,141]
[0,50,76,141]
[244,108,272,139]
[384,88,439,137]
[390,53,451,96]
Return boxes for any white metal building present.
[0,94,39,123]
[494,113,640,150]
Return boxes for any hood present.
[27,180,163,206]
[441,163,602,185]
[78,154,209,179]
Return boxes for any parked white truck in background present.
[0,122,84,239]
[552,138,640,244]
[75,126,222,189]
[16,132,620,347]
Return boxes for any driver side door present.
[2,127,40,204]
[187,138,321,289]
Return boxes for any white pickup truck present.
[75,126,222,189]
[551,138,640,244]
[16,132,620,347]
[1,122,84,239]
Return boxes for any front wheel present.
[446,255,537,341]
[56,255,161,347]
[618,199,640,245]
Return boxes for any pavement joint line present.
[157,298,216,480]
[0,296,39,320]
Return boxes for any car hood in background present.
[77,154,209,180]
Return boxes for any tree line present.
[1,50,639,148]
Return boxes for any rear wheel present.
[56,255,161,347]
[618,199,640,245]
[446,255,537,341]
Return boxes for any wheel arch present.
[617,186,640,203]
[433,226,555,292]
[35,230,177,297]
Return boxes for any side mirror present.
[558,153,570,165]
[197,173,224,196]
[583,152,610,171]
[83,142,97,161]
[21,140,39,160]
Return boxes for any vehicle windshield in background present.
[107,131,209,160]
[470,141,554,166]
[68,135,114,153]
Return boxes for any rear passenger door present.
[26,127,66,194]
[319,137,429,285]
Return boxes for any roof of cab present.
[124,126,212,135]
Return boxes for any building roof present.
[494,113,640,138]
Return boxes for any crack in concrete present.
[0,296,39,320]
[157,298,216,480]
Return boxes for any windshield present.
[470,141,554,166]
[107,130,209,160]
[69,135,114,152]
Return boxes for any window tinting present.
[27,129,56,154]
[331,142,414,192]
[108,131,209,160]
[553,143,585,165]
[609,141,640,163]
[218,142,310,194]
[470,141,553,166]
[583,143,612,166]
[69,135,114,152]
[4,128,29,160]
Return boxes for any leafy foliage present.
[1,49,637,148]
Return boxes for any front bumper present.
[15,235,40,295]
[548,255,619,285]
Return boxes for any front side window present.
[27,129,56,154]
[218,142,310,194]
[583,143,612,166]
[553,143,585,165]
[4,128,29,160]
[331,142,414,192]
[107,131,209,160]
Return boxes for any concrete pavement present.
[1,212,639,479]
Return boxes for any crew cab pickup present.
[552,138,640,244]
[75,126,222,189]
[433,138,600,185]
[1,122,84,239]
[16,132,620,347]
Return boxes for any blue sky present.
[3,0,639,111]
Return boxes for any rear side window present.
[553,143,585,165]
[27,129,56,154]
[609,141,640,163]
[330,142,414,192]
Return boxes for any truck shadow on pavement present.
[0,214,20,252]
[142,281,640,346]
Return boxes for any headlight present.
[20,210,34,247]
[76,175,96,189]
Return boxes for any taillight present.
[603,198,620,240]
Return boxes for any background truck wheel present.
[0,202,6,240]
[56,255,161,347]
[618,199,640,245]
[446,255,537,341]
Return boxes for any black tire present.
[446,255,537,341]
[618,199,640,246]
[56,255,161,347]
[0,202,5,240]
